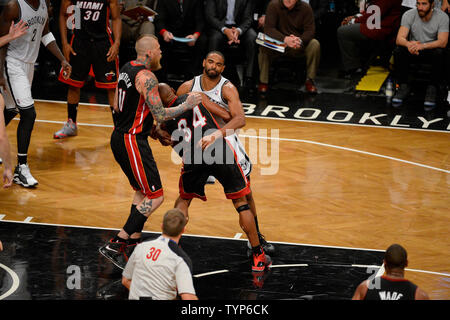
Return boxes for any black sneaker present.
[392,84,410,107]
[99,239,127,269]
[247,232,276,257]
[424,85,437,111]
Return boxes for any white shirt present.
[122,236,196,300]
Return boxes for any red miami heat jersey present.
[115,61,154,136]
[72,0,110,39]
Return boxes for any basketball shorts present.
[111,130,163,198]
[58,35,118,89]
[225,133,252,177]
[179,139,250,201]
[1,56,34,110]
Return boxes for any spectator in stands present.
[120,0,156,44]
[442,0,449,12]
[154,0,207,82]
[392,0,449,110]
[253,0,271,31]
[337,0,403,79]
[258,0,320,94]
[205,0,257,90]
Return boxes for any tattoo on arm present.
[138,71,193,123]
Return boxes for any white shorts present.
[1,56,35,110]
[225,133,252,177]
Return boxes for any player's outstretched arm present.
[136,70,201,123]
[0,0,20,88]
[0,94,13,188]
[107,0,121,62]
[42,13,71,79]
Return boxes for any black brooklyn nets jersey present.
[115,61,154,136]
[365,276,418,300]
[72,0,110,39]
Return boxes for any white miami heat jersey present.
[7,0,48,64]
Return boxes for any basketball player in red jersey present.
[54,0,122,139]
[99,35,201,269]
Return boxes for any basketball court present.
[1,70,449,301]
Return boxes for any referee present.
[122,208,198,300]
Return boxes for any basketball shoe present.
[53,119,78,139]
[13,164,38,188]
[247,232,276,256]
[252,249,272,273]
[99,239,127,269]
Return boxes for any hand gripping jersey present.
[163,94,250,201]
[115,61,154,136]
[163,94,235,167]
[7,0,48,64]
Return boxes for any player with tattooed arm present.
[99,35,201,269]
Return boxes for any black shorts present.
[178,141,250,201]
[59,34,118,89]
[111,130,163,198]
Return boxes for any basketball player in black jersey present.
[99,35,201,269]
[54,0,122,139]
[157,83,272,273]
[352,244,429,300]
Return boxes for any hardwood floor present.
[1,101,449,299]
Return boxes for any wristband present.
[41,32,56,46]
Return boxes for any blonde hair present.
[162,209,187,237]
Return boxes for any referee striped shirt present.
[122,235,196,300]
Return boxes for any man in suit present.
[205,0,257,90]
[154,0,207,81]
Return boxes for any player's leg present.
[245,187,275,256]
[15,105,37,185]
[106,88,119,124]
[174,196,193,223]
[4,58,38,187]
[100,132,164,268]
[92,37,118,123]
[55,35,90,139]
[232,196,271,272]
